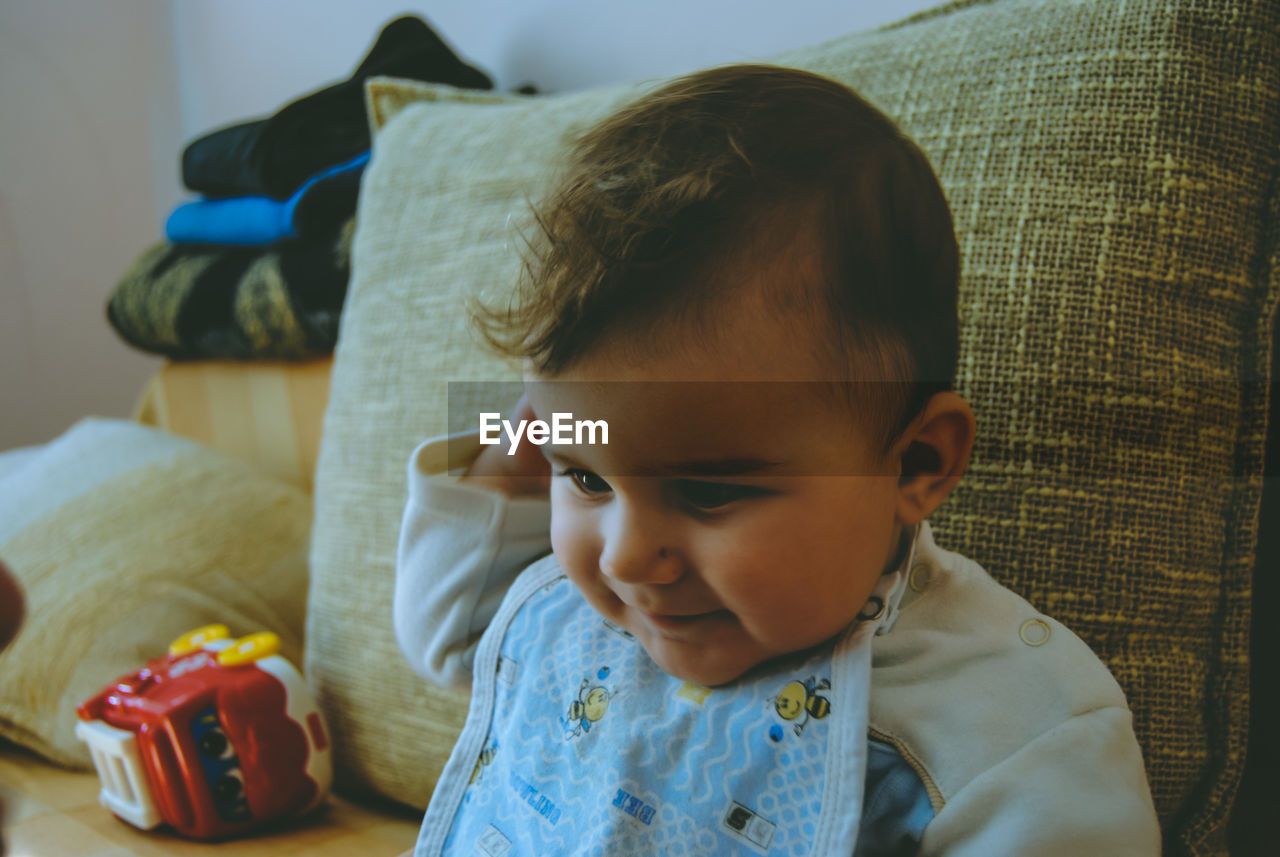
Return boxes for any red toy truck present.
[75,624,333,839]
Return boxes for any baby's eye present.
[676,480,770,511]
[563,469,612,496]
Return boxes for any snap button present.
[908,563,931,593]
[858,595,885,622]
[1019,618,1051,647]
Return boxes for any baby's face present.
[526,309,907,687]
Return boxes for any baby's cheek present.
[728,574,847,653]
[550,504,628,625]
[549,503,598,580]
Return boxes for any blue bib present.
[415,558,905,857]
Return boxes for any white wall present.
[0,0,181,452]
[170,1,933,135]
[0,0,936,453]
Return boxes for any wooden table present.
[0,743,418,857]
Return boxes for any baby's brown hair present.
[477,64,959,453]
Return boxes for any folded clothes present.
[166,151,369,245]
[107,218,353,360]
[182,16,491,200]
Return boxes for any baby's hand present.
[460,394,551,498]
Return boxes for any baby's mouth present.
[640,609,730,634]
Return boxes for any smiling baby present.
[394,64,1159,856]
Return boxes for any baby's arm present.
[393,396,552,689]
[920,705,1160,856]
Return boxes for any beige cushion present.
[0,418,312,768]
[308,2,1278,852]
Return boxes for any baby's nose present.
[599,521,683,586]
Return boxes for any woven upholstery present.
[306,2,1278,854]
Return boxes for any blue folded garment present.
[165,151,370,245]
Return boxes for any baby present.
[395,64,1159,856]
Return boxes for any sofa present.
[1,0,1276,854]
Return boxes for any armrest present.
[135,359,332,493]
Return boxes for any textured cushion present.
[0,418,312,768]
[308,2,1278,853]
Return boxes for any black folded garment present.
[182,16,492,199]
[106,218,354,361]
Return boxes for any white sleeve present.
[393,433,552,690]
[920,705,1161,856]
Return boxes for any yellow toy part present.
[168,624,231,656]
[216,631,281,667]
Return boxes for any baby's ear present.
[893,392,976,525]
